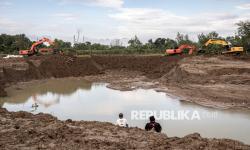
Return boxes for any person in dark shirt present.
[145,116,162,133]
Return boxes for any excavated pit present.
[1,55,250,109]
[1,54,250,149]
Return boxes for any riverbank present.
[0,108,249,149]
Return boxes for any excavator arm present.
[166,44,196,55]
[19,37,54,56]
[204,39,229,47]
[30,38,54,52]
[178,44,196,55]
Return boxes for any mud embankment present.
[92,55,183,79]
[0,55,103,97]
[0,108,249,149]
[159,56,250,109]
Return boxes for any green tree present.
[207,31,219,39]
[198,31,221,46]
[0,34,31,54]
[226,35,243,47]
[165,38,178,49]
[176,32,192,45]
[74,43,87,50]
[73,41,92,50]
[197,33,208,46]
[237,21,250,51]
[152,38,177,50]
[14,34,31,50]
[91,43,109,50]
[145,39,154,49]
[154,38,166,50]
[54,39,71,49]
[128,35,142,50]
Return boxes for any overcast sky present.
[0,0,250,43]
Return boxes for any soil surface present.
[0,108,249,150]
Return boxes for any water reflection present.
[1,77,92,106]
[1,78,250,144]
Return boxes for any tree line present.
[0,20,249,54]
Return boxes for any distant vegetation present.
[0,20,249,55]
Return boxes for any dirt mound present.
[0,108,249,150]
[160,56,250,84]
[37,55,103,78]
[157,56,250,109]
[92,55,182,79]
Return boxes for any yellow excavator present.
[205,39,244,54]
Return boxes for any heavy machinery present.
[204,39,244,54]
[166,44,196,55]
[19,37,57,56]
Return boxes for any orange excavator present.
[166,44,196,55]
[19,37,57,56]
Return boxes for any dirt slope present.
[0,108,249,150]
[159,56,250,109]
[0,55,103,96]
[92,55,183,79]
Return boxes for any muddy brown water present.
[1,78,250,145]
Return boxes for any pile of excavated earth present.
[0,108,249,149]
[1,54,250,149]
